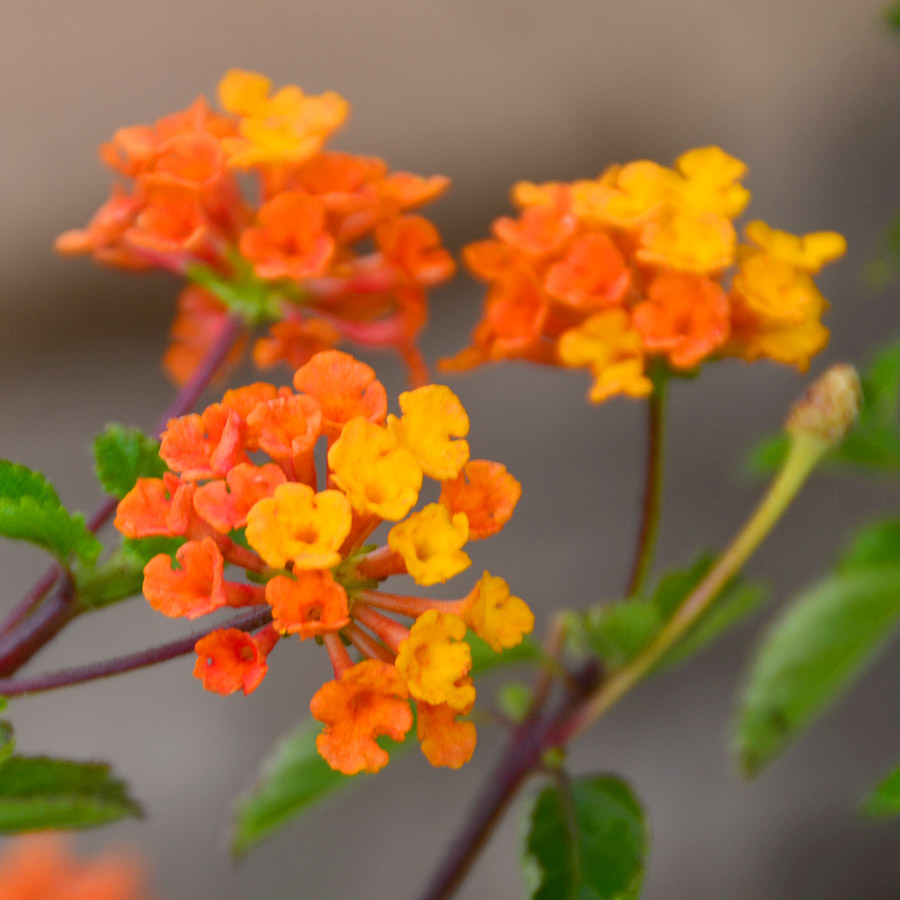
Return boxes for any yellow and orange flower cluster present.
[0,834,163,900]
[57,70,455,386]
[115,350,532,774]
[444,147,846,402]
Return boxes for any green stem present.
[625,382,667,597]
[565,430,829,739]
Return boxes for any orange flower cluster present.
[57,70,455,386]
[0,835,163,900]
[115,350,532,774]
[444,147,846,402]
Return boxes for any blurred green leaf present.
[861,761,900,817]
[0,723,14,765]
[93,425,166,500]
[522,773,648,900]
[0,756,141,832]
[867,208,900,286]
[467,633,544,676]
[579,601,661,669]
[74,548,150,610]
[231,722,354,857]
[838,518,900,573]
[734,568,900,776]
[744,433,790,476]
[886,1,900,31]
[498,682,534,722]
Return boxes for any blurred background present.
[3,1,900,897]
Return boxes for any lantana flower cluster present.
[444,147,846,402]
[57,70,455,386]
[114,350,533,774]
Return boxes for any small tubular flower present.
[193,626,277,695]
[310,660,413,774]
[327,418,422,521]
[395,611,475,709]
[461,572,534,652]
[245,483,352,569]
[58,70,454,387]
[417,690,477,769]
[0,834,164,900]
[118,350,530,774]
[388,504,471,585]
[447,146,844,401]
[439,460,521,540]
[387,385,470,481]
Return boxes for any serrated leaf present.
[861,761,900,817]
[93,425,167,500]
[522,773,648,900]
[0,461,61,507]
[734,568,900,776]
[838,518,900,573]
[230,722,354,857]
[0,756,141,832]
[0,498,101,564]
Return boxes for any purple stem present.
[0,607,271,696]
[0,313,247,641]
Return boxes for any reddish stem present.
[0,606,271,696]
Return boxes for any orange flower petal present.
[417,693,477,768]
[193,627,269,695]
[143,537,226,619]
[439,460,521,540]
[265,570,350,637]
[193,462,286,532]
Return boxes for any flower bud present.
[786,363,861,445]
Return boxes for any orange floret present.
[632,271,730,369]
[637,208,736,273]
[245,482,352,569]
[239,190,335,281]
[310,659,413,774]
[387,385,470,481]
[395,610,475,710]
[115,473,195,538]
[143,537,227,619]
[252,318,341,370]
[388,504,471,586]
[293,350,388,438]
[461,572,534,652]
[493,203,576,256]
[193,626,274,695]
[266,570,350,637]
[439,460,521,540]
[220,382,286,424]
[544,233,631,311]
[0,834,160,900]
[159,405,246,480]
[417,690,477,768]
[245,393,322,479]
[376,215,456,286]
[193,462,286,532]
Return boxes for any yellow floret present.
[245,483,351,570]
[744,220,846,274]
[328,417,422,521]
[395,610,475,710]
[388,504,470,586]
[461,572,534,652]
[388,385,470,481]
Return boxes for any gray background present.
[3,1,900,897]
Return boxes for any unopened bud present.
[786,363,861,445]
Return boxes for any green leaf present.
[522,773,648,900]
[121,535,185,567]
[467,633,544,676]
[0,499,101,564]
[838,518,900,573]
[0,723,14,765]
[0,461,61,507]
[579,602,662,669]
[861,761,900,817]
[93,425,166,500]
[0,756,141,832]
[74,548,150,610]
[744,433,790,476]
[734,568,900,776]
[231,721,353,857]
[886,1,900,32]
[498,682,534,722]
